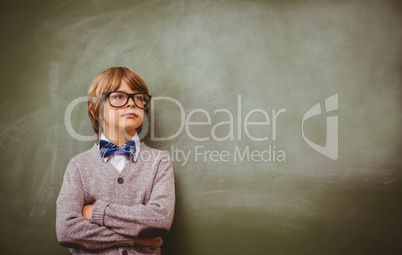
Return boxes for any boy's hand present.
[134,236,163,247]
[82,204,94,221]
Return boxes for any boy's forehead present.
[114,83,141,93]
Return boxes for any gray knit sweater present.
[56,142,175,254]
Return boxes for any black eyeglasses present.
[104,92,152,109]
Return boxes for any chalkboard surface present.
[1,0,402,254]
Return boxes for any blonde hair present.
[87,67,150,135]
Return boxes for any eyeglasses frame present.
[103,92,152,109]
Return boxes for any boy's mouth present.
[123,111,138,118]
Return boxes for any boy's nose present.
[126,97,136,107]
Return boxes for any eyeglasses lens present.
[109,92,150,109]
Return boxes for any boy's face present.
[101,80,145,140]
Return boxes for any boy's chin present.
[124,125,140,135]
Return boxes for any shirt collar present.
[99,133,141,162]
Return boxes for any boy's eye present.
[110,93,126,100]
[134,95,144,101]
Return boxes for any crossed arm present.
[82,204,162,247]
[56,158,175,251]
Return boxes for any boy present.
[56,67,175,255]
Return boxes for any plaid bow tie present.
[99,139,136,161]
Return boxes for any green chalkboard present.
[1,0,402,254]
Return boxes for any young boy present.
[56,67,175,255]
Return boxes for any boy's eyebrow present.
[114,90,142,94]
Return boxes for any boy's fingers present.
[154,237,163,246]
[135,237,163,247]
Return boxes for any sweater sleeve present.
[90,155,175,238]
[56,160,135,250]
